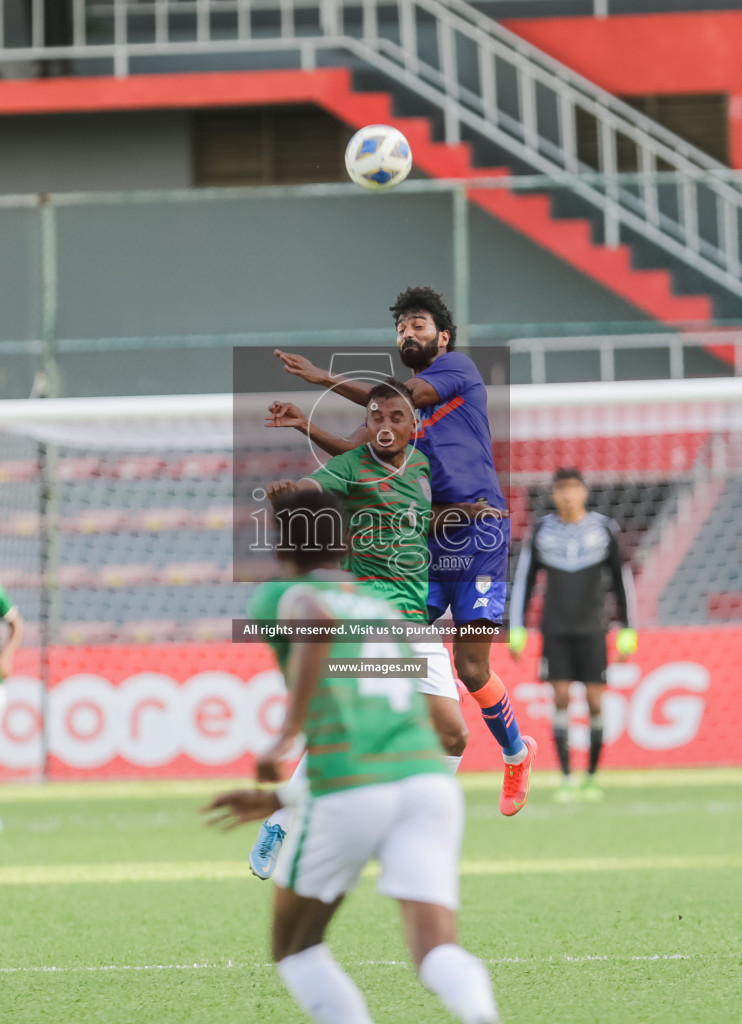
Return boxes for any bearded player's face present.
[396,311,446,370]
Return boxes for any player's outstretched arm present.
[266,477,325,504]
[265,400,368,456]
[265,401,308,432]
[274,350,443,410]
[266,479,301,504]
[274,349,372,407]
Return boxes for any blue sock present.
[480,693,524,757]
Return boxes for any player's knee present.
[452,653,487,691]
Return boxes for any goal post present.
[1,375,740,442]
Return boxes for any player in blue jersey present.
[270,286,536,815]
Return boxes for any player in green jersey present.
[271,379,432,618]
[204,490,499,1024]
[249,380,488,878]
[0,583,24,684]
[266,381,483,753]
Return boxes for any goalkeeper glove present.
[509,626,528,655]
[616,628,638,656]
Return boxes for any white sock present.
[443,755,463,774]
[502,742,528,764]
[277,944,374,1024]
[419,943,498,1024]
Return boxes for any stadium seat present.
[708,593,742,620]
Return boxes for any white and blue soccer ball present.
[345,124,413,192]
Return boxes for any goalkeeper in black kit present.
[508,468,637,801]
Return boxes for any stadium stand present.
[658,477,742,626]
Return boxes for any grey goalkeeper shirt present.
[510,512,635,636]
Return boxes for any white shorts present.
[413,640,459,702]
[274,773,463,909]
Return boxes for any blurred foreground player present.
[272,286,536,814]
[204,491,499,1024]
[509,468,637,801]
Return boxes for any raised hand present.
[266,479,300,504]
[274,349,327,386]
[265,401,307,431]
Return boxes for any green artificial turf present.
[1,770,740,1023]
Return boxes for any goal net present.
[0,377,740,779]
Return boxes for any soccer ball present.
[345,124,413,192]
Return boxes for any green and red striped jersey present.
[305,444,431,621]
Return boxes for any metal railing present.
[0,177,741,400]
[509,330,742,383]
[2,0,742,302]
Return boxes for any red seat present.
[708,593,742,620]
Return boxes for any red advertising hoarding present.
[0,629,739,781]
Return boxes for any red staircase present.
[317,69,714,326]
[1,66,720,335]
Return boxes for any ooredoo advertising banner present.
[0,629,739,781]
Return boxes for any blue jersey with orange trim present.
[413,351,506,508]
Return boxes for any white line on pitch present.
[2,768,742,802]
[2,854,741,885]
[8,797,742,835]
[1,953,740,974]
